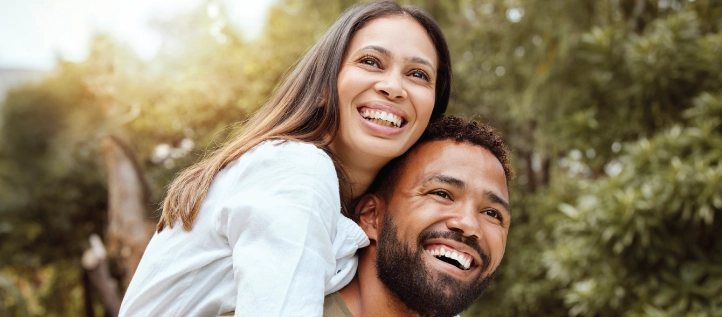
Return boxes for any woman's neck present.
[328,143,389,199]
[343,162,381,199]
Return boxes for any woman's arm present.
[216,141,340,316]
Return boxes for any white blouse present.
[120,140,370,316]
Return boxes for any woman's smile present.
[359,106,404,128]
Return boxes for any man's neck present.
[337,250,419,317]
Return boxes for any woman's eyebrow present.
[405,56,436,73]
[358,45,436,72]
[359,45,392,57]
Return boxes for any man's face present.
[374,140,510,317]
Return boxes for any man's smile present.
[423,243,473,270]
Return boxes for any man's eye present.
[431,190,450,199]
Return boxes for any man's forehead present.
[403,140,488,174]
[399,140,507,195]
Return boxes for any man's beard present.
[376,212,497,317]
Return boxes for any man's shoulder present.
[323,292,354,317]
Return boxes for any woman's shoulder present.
[252,139,330,159]
[224,139,336,178]
[248,140,332,167]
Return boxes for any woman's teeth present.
[368,118,396,127]
[361,109,402,128]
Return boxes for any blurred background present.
[1,0,721,316]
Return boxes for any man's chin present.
[423,258,498,304]
[381,263,498,317]
[376,213,498,317]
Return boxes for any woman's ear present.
[355,194,384,241]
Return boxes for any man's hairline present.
[385,138,508,199]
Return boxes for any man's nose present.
[446,204,482,241]
[375,72,407,100]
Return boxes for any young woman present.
[120,1,451,316]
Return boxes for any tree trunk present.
[82,269,96,317]
[627,0,647,33]
[100,135,155,287]
[524,151,538,192]
[539,155,551,186]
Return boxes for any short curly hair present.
[355,116,512,221]
[418,115,512,181]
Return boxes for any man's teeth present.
[424,247,472,270]
[361,109,402,128]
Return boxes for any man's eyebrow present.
[485,190,512,216]
[422,174,465,189]
[358,45,436,72]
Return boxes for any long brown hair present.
[157,0,452,231]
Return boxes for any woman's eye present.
[410,70,430,81]
[483,209,501,220]
[360,56,380,67]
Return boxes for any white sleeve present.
[215,141,339,317]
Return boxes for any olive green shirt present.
[219,292,353,317]
[323,292,354,317]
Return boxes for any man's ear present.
[355,193,384,241]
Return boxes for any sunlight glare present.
[0,0,276,70]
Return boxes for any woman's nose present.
[375,72,407,100]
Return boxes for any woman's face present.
[331,16,438,166]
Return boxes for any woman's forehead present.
[347,16,438,68]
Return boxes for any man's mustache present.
[418,230,491,273]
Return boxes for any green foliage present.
[0,63,108,267]
[471,93,722,317]
[0,271,28,317]
[544,92,722,316]
[461,1,722,316]
[443,0,722,172]
[0,61,109,315]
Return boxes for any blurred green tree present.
[455,0,722,316]
[543,92,722,316]
[0,60,108,315]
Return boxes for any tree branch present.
[81,234,121,317]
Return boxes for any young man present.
[324,116,513,317]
